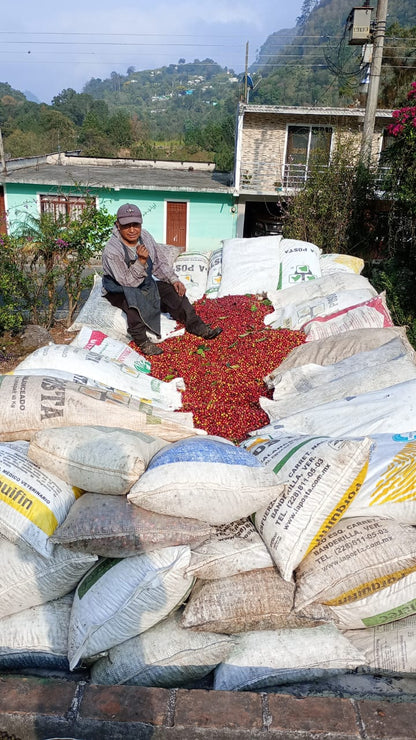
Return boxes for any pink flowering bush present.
[387,82,416,138]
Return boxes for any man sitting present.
[102,203,222,355]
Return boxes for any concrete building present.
[233,102,393,237]
[0,153,236,254]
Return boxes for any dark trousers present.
[105,281,205,344]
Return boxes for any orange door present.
[166,201,187,251]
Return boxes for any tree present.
[359,80,416,347]
[107,110,133,148]
[2,199,113,329]
[283,133,378,256]
[51,88,95,127]
[296,0,320,29]
[380,24,416,106]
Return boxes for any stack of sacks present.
[260,336,416,421]
[240,253,416,682]
[0,421,382,688]
[45,434,296,681]
[258,316,416,438]
[12,344,184,412]
[85,434,368,688]
[239,429,416,682]
[0,440,97,672]
[265,271,387,333]
[0,427,214,675]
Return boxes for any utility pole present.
[360,0,389,162]
[0,129,6,174]
[244,42,249,103]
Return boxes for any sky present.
[1,0,305,104]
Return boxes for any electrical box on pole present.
[347,7,373,44]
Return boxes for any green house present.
[0,153,237,254]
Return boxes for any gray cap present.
[116,203,143,225]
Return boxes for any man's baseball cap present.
[116,203,143,225]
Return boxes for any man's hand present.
[136,243,149,263]
[173,280,186,297]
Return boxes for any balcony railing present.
[240,161,392,193]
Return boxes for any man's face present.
[117,221,142,245]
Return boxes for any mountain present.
[1,0,415,161]
[24,90,41,104]
[250,0,416,107]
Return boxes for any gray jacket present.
[101,226,180,292]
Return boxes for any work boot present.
[194,324,223,340]
[138,340,164,356]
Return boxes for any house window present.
[40,194,95,221]
[284,125,332,187]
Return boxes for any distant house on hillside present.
[233,102,393,237]
[0,154,236,253]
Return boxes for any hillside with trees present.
[0,0,415,164]
[251,0,416,106]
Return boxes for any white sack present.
[242,434,372,579]
[205,248,223,299]
[28,426,169,495]
[277,239,321,290]
[0,595,73,670]
[185,518,274,580]
[264,342,416,419]
[254,379,416,439]
[68,274,130,341]
[302,293,394,342]
[70,326,151,374]
[274,326,414,375]
[127,436,285,525]
[213,625,366,691]
[265,288,375,331]
[217,236,282,297]
[0,539,96,619]
[347,432,416,523]
[319,253,364,276]
[90,609,235,687]
[325,570,416,630]
[0,375,201,444]
[294,517,416,611]
[14,344,184,411]
[344,616,416,675]
[267,273,377,311]
[0,440,81,558]
[174,252,209,303]
[68,545,194,670]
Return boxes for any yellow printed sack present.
[347,432,416,523]
[295,516,416,624]
[241,434,372,580]
[0,441,81,558]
